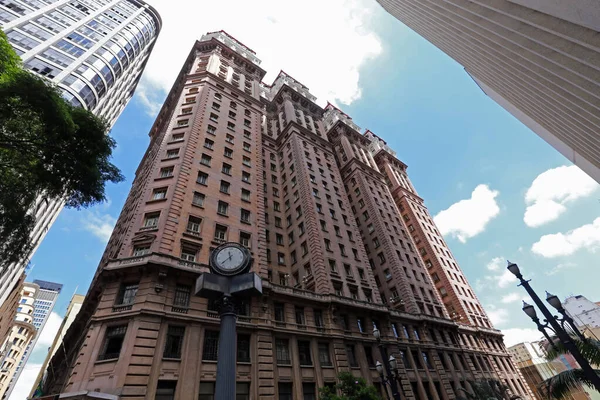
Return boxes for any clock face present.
[215,246,245,272]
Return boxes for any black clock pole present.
[195,242,262,400]
[215,295,237,400]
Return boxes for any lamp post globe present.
[373,327,381,341]
[507,261,521,277]
[522,301,537,320]
[376,361,383,374]
[546,292,562,310]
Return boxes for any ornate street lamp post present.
[373,327,402,400]
[195,243,263,400]
[507,261,600,393]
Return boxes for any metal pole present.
[214,295,237,400]
[378,343,402,400]
[518,277,600,392]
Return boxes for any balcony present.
[106,252,209,275]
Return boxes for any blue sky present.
[11,0,600,397]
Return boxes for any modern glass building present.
[0,0,161,316]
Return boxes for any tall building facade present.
[30,293,85,398]
[0,0,161,314]
[508,341,591,400]
[0,282,38,399]
[4,280,62,398]
[563,295,600,329]
[375,0,600,183]
[42,31,532,400]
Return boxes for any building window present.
[133,245,150,256]
[243,156,251,167]
[214,225,227,241]
[275,339,291,365]
[187,216,201,233]
[237,334,251,363]
[241,189,251,202]
[198,382,215,400]
[318,342,332,366]
[166,148,179,159]
[274,303,285,322]
[278,253,285,265]
[98,325,127,360]
[152,188,167,200]
[295,307,305,326]
[156,380,177,400]
[357,317,364,333]
[242,171,250,183]
[197,172,208,185]
[220,180,230,194]
[346,344,358,367]
[163,326,185,359]
[241,209,251,223]
[303,382,316,400]
[200,154,211,166]
[160,166,174,178]
[202,331,219,361]
[236,383,250,400]
[116,283,138,305]
[192,192,205,207]
[279,382,293,400]
[204,138,214,150]
[143,212,159,229]
[298,340,312,366]
[180,248,196,262]
[207,125,216,135]
[239,231,251,248]
[217,201,229,215]
[174,285,190,308]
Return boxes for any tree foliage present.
[541,336,600,399]
[319,372,382,400]
[0,29,123,268]
[456,380,517,400]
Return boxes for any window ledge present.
[161,157,180,162]
[162,357,182,361]
[191,204,205,209]
[146,198,167,204]
[168,139,185,144]
[95,358,119,365]
[155,176,174,181]
[172,125,188,130]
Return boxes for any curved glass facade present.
[1,0,160,121]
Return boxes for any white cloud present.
[545,262,577,276]
[487,307,509,326]
[34,312,63,350]
[501,292,521,304]
[497,269,518,288]
[486,256,504,271]
[524,165,598,227]
[477,257,517,290]
[434,184,500,243]
[501,328,543,347]
[9,363,43,400]
[135,0,382,114]
[81,212,116,243]
[532,217,600,258]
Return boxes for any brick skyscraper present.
[42,31,533,400]
[376,0,600,183]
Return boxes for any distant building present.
[0,274,25,360]
[0,282,39,399]
[3,280,62,399]
[508,341,590,400]
[563,295,600,329]
[29,293,85,398]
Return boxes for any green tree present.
[456,380,517,400]
[0,29,123,268]
[541,337,600,399]
[319,371,382,400]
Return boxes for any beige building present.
[376,0,600,183]
[509,341,591,400]
[0,281,38,398]
[41,31,533,400]
[29,293,85,398]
